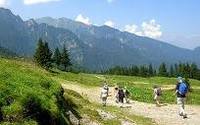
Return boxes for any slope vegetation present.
[0,58,68,124]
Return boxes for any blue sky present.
[1,0,200,49]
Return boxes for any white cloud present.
[75,14,91,25]
[104,20,115,28]
[0,0,8,7]
[23,0,61,5]
[142,19,162,38]
[124,24,142,36]
[124,19,162,39]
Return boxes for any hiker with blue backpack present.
[175,77,188,119]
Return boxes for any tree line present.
[33,38,200,80]
[34,38,71,71]
[104,62,200,80]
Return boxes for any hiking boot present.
[179,113,183,116]
[183,114,187,119]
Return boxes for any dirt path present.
[62,82,200,125]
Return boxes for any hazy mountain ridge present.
[25,19,85,64]
[36,17,197,69]
[0,8,199,70]
[0,8,84,65]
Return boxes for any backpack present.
[178,82,188,95]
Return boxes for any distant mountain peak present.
[26,19,38,27]
[0,7,12,14]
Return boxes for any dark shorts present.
[119,97,124,103]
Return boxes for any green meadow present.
[0,57,200,124]
[54,71,200,105]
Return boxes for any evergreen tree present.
[34,38,46,67]
[131,66,139,76]
[148,64,153,76]
[154,70,157,76]
[139,65,149,77]
[184,63,191,78]
[43,42,52,69]
[61,45,71,71]
[53,47,61,67]
[169,65,174,77]
[158,63,168,77]
[191,63,198,79]
[178,63,184,76]
[34,39,52,69]
[174,63,178,76]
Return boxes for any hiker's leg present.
[119,97,123,107]
[126,97,129,103]
[154,95,159,105]
[182,98,186,116]
[156,100,160,106]
[102,97,106,106]
[125,96,127,103]
[180,98,185,115]
[157,96,160,105]
[177,98,183,115]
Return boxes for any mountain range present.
[0,8,199,70]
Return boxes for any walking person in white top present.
[100,83,109,106]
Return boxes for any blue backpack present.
[178,82,188,95]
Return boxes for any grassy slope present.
[0,58,63,125]
[54,72,200,105]
[0,58,156,125]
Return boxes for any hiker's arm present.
[153,89,156,96]
[100,91,102,98]
[174,84,179,95]
[174,90,178,95]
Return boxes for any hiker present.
[175,77,188,118]
[118,87,125,107]
[153,85,162,106]
[114,85,119,103]
[100,83,109,106]
[124,86,130,103]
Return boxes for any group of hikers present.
[100,84,130,107]
[100,76,189,119]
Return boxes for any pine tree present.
[61,45,71,71]
[34,38,45,67]
[191,63,198,79]
[158,63,168,77]
[154,70,157,76]
[43,42,52,69]
[53,47,61,67]
[184,63,191,78]
[148,64,153,76]
[174,63,178,76]
[34,39,52,70]
[139,65,149,77]
[169,65,174,77]
[131,66,139,76]
[178,63,184,76]
[139,66,145,77]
